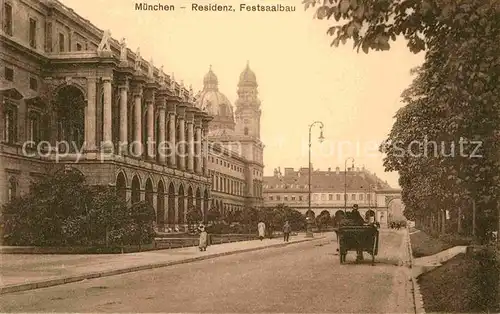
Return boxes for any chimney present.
[284,167,294,176]
[328,167,331,172]
[336,167,340,174]
[273,168,278,176]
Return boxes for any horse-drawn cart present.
[336,225,379,265]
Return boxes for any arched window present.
[4,107,17,143]
[244,127,249,135]
[8,177,17,201]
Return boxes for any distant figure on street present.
[283,220,291,242]
[258,221,266,240]
[198,224,208,251]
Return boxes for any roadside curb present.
[0,237,322,295]
[406,227,425,314]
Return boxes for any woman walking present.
[258,220,266,240]
[198,224,208,251]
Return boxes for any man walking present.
[283,220,291,242]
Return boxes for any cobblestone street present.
[0,230,413,313]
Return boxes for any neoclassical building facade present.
[0,0,264,231]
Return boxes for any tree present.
[305,0,500,241]
[186,205,203,226]
[128,201,156,246]
[316,210,331,231]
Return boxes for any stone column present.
[186,115,194,172]
[119,84,128,154]
[146,98,155,160]
[178,116,186,170]
[168,111,176,167]
[158,104,166,164]
[85,78,97,151]
[195,125,202,174]
[133,93,142,156]
[102,77,112,151]
[202,122,209,176]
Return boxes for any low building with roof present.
[262,166,402,227]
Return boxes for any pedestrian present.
[258,220,266,241]
[198,224,208,251]
[283,220,291,242]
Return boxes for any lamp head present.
[318,128,325,143]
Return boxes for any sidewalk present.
[412,244,467,277]
[0,233,326,295]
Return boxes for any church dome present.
[195,66,235,130]
[238,61,257,87]
[203,66,218,88]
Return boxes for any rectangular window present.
[269,196,273,200]
[76,42,82,51]
[352,194,356,201]
[3,3,13,36]
[299,196,303,201]
[336,194,341,200]
[328,194,333,200]
[359,194,364,200]
[29,18,37,48]
[58,33,65,52]
[29,77,38,90]
[276,195,281,201]
[284,196,288,201]
[5,67,13,81]
[27,113,40,143]
[291,196,296,201]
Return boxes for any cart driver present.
[351,204,365,225]
[351,204,365,261]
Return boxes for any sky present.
[60,0,425,188]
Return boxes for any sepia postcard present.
[0,0,499,313]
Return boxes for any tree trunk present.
[472,199,477,238]
[436,210,440,235]
[105,226,109,247]
[497,200,500,247]
[458,206,462,234]
[441,209,446,235]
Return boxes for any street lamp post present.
[344,157,355,212]
[307,121,324,238]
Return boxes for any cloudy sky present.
[60,0,424,187]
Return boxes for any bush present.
[207,222,233,234]
[126,201,156,245]
[1,169,155,247]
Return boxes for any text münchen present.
[135,3,175,11]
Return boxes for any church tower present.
[235,61,261,139]
[234,62,264,207]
